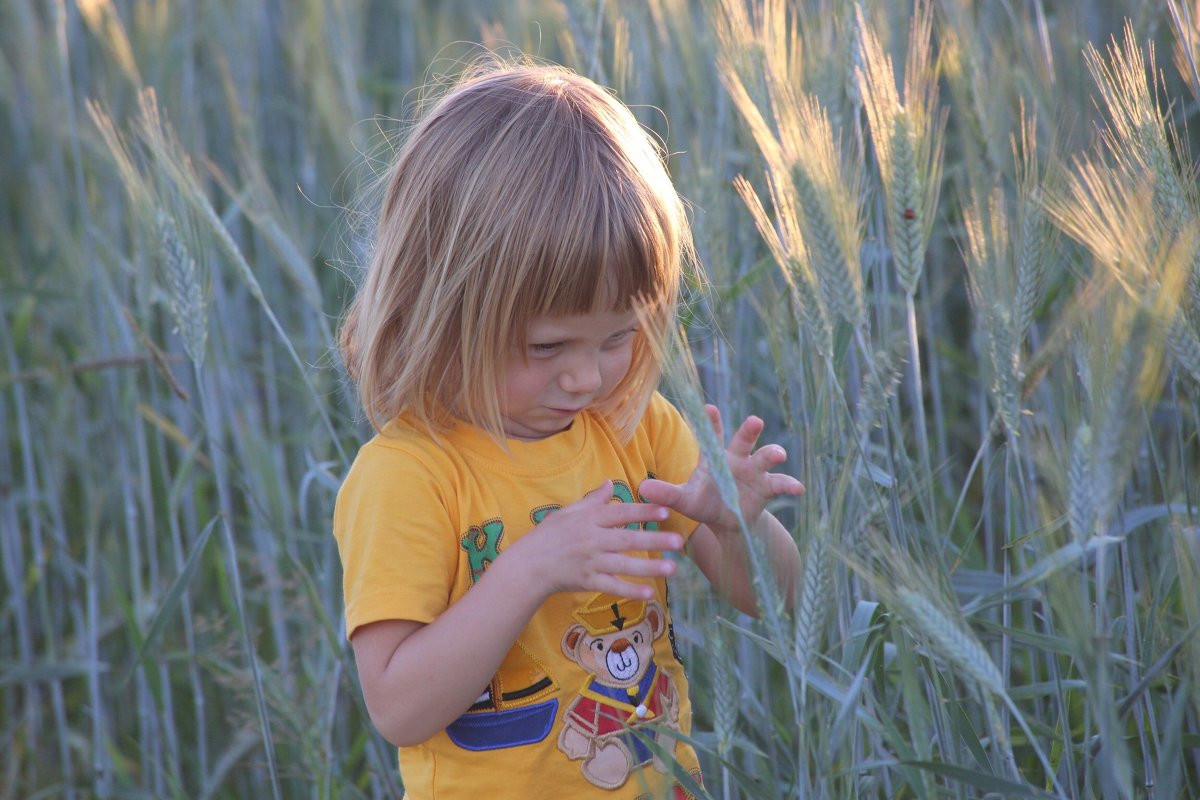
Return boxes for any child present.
[334,60,804,799]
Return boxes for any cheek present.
[500,361,548,405]
[583,646,605,672]
[601,344,635,384]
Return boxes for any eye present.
[590,640,605,653]
[528,342,562,357]
[603,328,638,348]
[632,632,643,644]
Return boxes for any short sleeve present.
[332,441,459,639]
[640,392,702,539]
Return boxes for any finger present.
[588,576,657,601]
[704,404,725,442]
[751,443,788,469]
[636,478,682,507]
[728,415,765,458]
[595,502,671,528]
[769,474,806,496]
[578,480,614,506]
[605,529,685,553]
[597,553,677,579]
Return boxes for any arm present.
[351,482,685,747]
[639,406,804,617]
[687,512,800,617]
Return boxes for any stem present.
[905,292,936,532]
[195,363,283,800]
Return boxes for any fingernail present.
[656,507,669,519]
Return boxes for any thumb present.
[637,478,681,507]
[582,480,615,504]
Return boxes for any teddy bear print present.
[557,595,680,790]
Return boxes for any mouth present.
[547,406,586,416]
[606,648,640,682]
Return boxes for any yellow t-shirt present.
[334,392,704,799]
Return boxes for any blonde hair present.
[340,61,693,440]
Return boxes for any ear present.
[646,602,665,639]
[562,625,586,660]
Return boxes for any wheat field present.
[4,1,1200,798]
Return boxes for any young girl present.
[334,61,804,799]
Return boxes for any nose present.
[559,353,603,395]
[610,638,630,654]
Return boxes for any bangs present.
[518,164,675,321]
[466,75,684,338]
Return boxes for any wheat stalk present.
[87,99,212,367]
[1069,423,1096,540]
[1012,110,1055,341]
[1085,23,1192,229]
[793,523,832,668]
[1167,316,1200,383]
[893,587,1006,697]
[153,210,209,366]
[854,0,945,297]
[710,621,739,760]
[720,4,865,335]
[787,96,866,329]
[1190,267,1200,324]
[854,342,905,438]
[888,111,923,295]
[962,185,1021,434]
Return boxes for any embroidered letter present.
[460,519,504,584]
[530,505,562,526]
[637,473,660,531]
[611,481,641,530]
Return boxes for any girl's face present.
[498,308,639,440]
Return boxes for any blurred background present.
[4,1,1200,797]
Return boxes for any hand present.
[504,481,685,601]
[639,405,805,538]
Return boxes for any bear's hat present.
[573,594,649,636]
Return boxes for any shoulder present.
[600,391,699,484]
[350,416,455,472]
[337,417,462,508]
[333,418,464,559]
[642,391,684,425]
[635,391,694,444]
